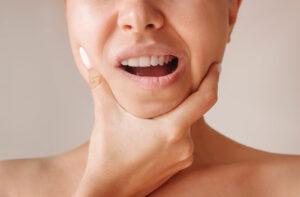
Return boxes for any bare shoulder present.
[0,158,50,196]
[0,156,72,197]
[0,160,12,196]
[149,155,300,197]
[252,155,300,196]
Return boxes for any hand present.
[74,50,221,197]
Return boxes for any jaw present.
[108,73,193,119]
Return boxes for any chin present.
[122,101,178,119]
[108,67,193,119]
[114,90,189,119]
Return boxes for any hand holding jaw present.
[74,47,221,197]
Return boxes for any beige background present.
[0,0,299,160]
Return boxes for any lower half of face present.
[67,0,229,119]
[103,57,194,118]
[87,41,224,119]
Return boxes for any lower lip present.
[117,59,186,90]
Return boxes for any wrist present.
[73,173,127,197]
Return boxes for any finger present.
[79,47,119,113]
[158,62,221,129]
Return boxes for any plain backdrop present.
[0,0,300,160]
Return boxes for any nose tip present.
[118,2,164,33]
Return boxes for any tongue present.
[129,63,172,77]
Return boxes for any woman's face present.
[65,0,239,118]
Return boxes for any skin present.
[65,0,232,118]
[1,0,300,196]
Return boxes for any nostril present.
[123,24,155,31]
[123,25,132,30]
[146,24,155,29]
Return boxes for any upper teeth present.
[121,55,175,67]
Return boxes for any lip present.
[114,43,187,89]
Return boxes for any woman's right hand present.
[74,60,221,197]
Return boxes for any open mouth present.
[120,56,179,77]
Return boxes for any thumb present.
[79,47,119,115]
[157,62,221,129]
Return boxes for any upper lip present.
[114,43,186,67]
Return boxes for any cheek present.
[67,3,116,72]
[178,9,228,90]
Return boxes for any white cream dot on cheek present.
[79,47,91,69]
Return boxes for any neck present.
[54,117,263,189]
[65,117,216,169]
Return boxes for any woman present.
[1,0,300,196]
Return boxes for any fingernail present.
[79,47,91,69]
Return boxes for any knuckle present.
[90,77,101,89]
[182,144,194,160]
[181,156,194,169]
[164,125,184,144]
[88,68,102,89]
[203,90,218,106]
[178,138,194,161]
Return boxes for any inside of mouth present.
[122,58,179,77]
